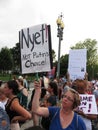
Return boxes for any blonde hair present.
[0,83,5,92]
[63,88,80,109]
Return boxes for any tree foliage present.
[52,49,56,62]
[71,39,98,65]
[71,38,98,79]
[0,47,13,72]
[60,54,69,76]
[10,43,20,72]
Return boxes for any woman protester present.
[17,77,28,109]
[74,79,97,130]
[42,81,58,107]
[0,84,8,109]
[4,80,31,130]
[32,80,86,130]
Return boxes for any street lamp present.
[56,13,64,78]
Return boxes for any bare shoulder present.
[22,88,28,96]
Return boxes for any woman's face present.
[62,91,74,109]
[0,88,6,100]
[3,83,11,97]
[47,85,52,93]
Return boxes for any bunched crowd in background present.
[0,73,98,130]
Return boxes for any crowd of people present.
[0,74,98,130]
[0,76,31,130]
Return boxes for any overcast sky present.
[0,0,98,56]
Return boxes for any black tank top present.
[5,97,19,122]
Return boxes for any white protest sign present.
[43,76,49,89]
[78,94,98,114]
[68,49,87,80]
[19,24,52,74]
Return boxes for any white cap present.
[18,76,23,79]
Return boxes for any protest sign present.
[19,24,52,74]
[78,94,98,114]
[68,49,87,80]
[43,76,49,89]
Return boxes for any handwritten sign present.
[78,94,98,114]
[68,49,87,80]
[19,24,52,74]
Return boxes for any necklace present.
[61,116,65,122]
[60,109,74,122]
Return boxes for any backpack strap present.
[10,97,18,104]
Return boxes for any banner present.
[68,49,87,80]
[78,94,98,114]
[19,24,52,74]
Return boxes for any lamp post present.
[56,13,64,78]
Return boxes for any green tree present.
[71,38,98,79]
[10,43,20,73]
[60,54,69,77]
[0,47,13,73]
[52,49,56,62]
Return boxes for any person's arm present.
[66,71,70,82]
[84,72,88,81]
[76,110,97,120]
[83,113,97,120]
[11,99,31,122]
[32,81,49,117]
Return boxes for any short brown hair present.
[63,88,80,109]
